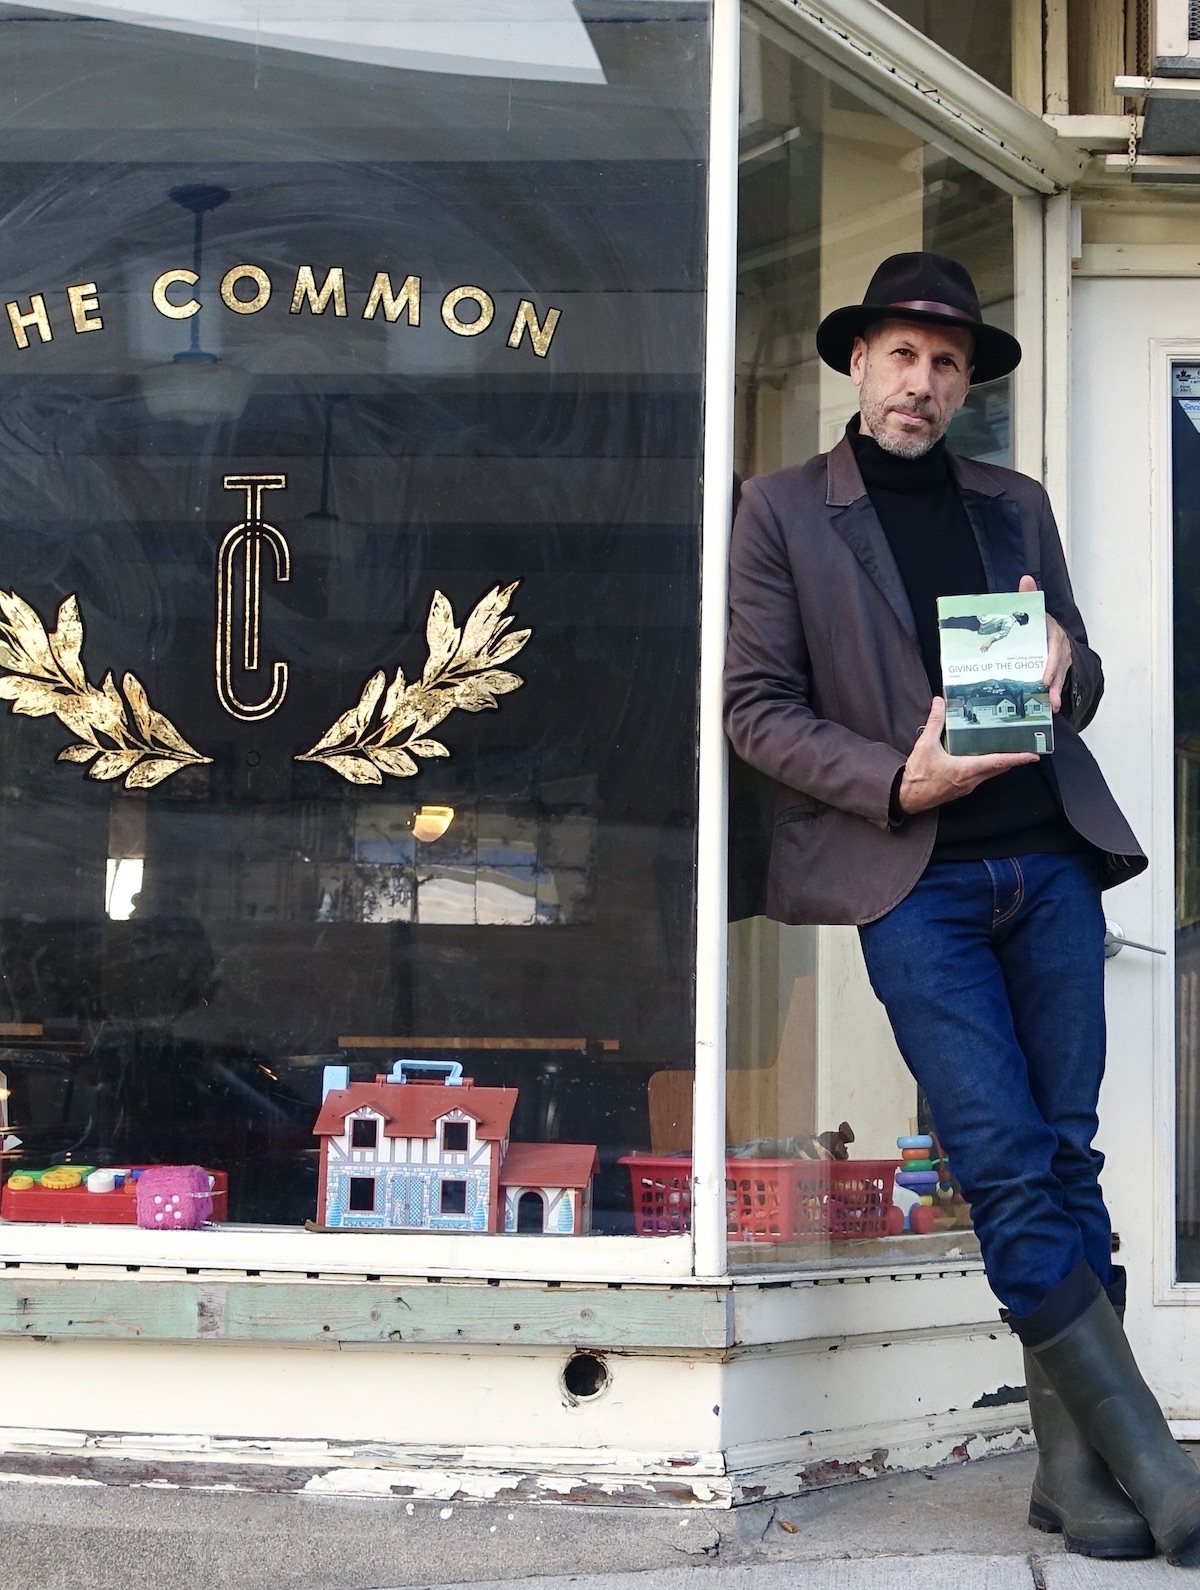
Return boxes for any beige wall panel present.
[1068,0,1127,115]
[816,925,916,1159]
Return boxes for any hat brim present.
[815,304,1021,386]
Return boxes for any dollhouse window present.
[440,1180,467,1215]
[442,1121,469,1152]
[351,1119,378,1149]
[348,1177,376,1212]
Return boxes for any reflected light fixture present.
[412,805,455,843]
[141,184,252,425]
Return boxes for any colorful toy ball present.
[135,1165,213,1230]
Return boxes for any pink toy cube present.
[135,1165,214,1230]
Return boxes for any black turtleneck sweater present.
[847,423,1080,861]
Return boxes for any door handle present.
[1104,919,1167,959]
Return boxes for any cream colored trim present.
[1012,196,1046,484]
[749,0,1085,195]
[1116,75,1200,97]
[1098,153,1200,181]
[0,1222,695,1281]
[1044,194,1073,543]
[1011,0,1043,114]
[1045,114,1144,151]
[1046,0,1070,116]
[1077,243,1200,275]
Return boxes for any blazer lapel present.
[949,451,1026,592]
[825,436,919,644]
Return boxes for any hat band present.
[885,298,976,323]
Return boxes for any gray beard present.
[869,425,938,460]
[859,397,949,460]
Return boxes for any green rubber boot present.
[1030,1291,1200,1566]
[1025,1340,1154,1557]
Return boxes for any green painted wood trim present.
[0,1279,733,1349]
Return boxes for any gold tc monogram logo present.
[217,473,291,721]
[0,472,531,790]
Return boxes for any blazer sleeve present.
[1035,487,1104,731]
[723,479,907,830]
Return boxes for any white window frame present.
[1151,338,1200,1306]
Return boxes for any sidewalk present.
[4,1446,1197,1590]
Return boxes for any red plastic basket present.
[620,1155,899,1241]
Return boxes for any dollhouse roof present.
[313,1078,518,1142]
[499,1142,599,1190]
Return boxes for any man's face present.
[850,318,974,459]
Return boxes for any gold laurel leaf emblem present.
[0,591,212,789]
[296,581,531,784]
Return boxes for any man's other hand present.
[898,698,1038,815]
[1018,573,1071,712]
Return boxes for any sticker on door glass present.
[1175,367,1200,434]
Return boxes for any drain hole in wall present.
[563,1352,610,1402]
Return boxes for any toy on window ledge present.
[890,1133,971,1235]
[1,1164,228,1225]
[311,1059,598,1235]
[135,1165,214,1229]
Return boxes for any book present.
[936,591,1053,756]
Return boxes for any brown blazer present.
[723,436,1146,926]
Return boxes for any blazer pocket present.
[775,798,827,824]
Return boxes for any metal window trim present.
[747,0,1086,196]
[1150,335,1190,1309]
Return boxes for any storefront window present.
[723,6,1013,1269]
[0,2,710,1240]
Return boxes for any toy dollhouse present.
[313,1059,598,1234]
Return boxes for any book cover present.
[936,591,1053,756]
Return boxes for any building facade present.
[0,0,1199,1505]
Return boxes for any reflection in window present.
[0,3,709,1232]
[876,1,1013,94]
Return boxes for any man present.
[724,252,1200,1566]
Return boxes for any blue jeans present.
[859,853,1112,1317]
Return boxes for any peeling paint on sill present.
[973,1384,1028,1409]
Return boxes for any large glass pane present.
[880,1,1013,95]
[725,6,1013,1268]
[0,1,709,1239]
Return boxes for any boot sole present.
[1166,1518,1200,1567]
[1029,1498,1156,1559]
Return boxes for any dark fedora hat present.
[815,252,1021,386]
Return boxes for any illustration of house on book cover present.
[313,1059,599,1234]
